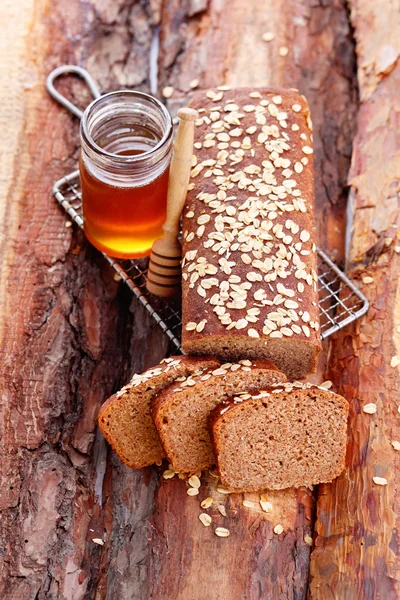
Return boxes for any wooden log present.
[1,0,360,598]
[99,2,358,599]
[0,1,165,598]
[309,2,400,598]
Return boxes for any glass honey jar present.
[79,91,173,258]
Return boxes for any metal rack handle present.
[46,65,101,119]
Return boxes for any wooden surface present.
[309,2,400,598]
[0,0,397,598]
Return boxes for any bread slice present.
[98,355,219,469]
[211,382,349,491]
[152,360,286,474]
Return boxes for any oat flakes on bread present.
[98,355,219,469]
[181,87,321,379]
[152,359,286,474]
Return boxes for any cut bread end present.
[211,383,348,491]
[182,336,320,380]
[152,360,286,474]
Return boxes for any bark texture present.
[309,2,400,599]
[0,1,166,598]
[0,0,361,598]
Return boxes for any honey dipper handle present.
[162,107,198,239]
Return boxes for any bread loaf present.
[181,87,321,379]
[210,382,348,491]
[152,359,286,474]
[98,355,219,469]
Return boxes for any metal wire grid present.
[53,170,369,351]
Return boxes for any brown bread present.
[211,382,349,491]
[152,360,286,474]
[98,355,219,469]
[181,87,321,379]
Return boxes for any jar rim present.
[80,90,173,163]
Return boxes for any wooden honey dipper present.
[146,107,198,298]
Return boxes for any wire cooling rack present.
[53,169,369,352]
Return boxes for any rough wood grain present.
[96,2,358,599]
[309,2,400,598]
[0,1,164,598]
[1,0,360,599]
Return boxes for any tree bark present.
[0,1,165,598]
[309,2,400,599]
[1,0,359,599]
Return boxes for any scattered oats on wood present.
[187,487,200,496]
[363,403,377,414]
[201,497,214,509]
[217,485,232,494]
[163,469,176,479]
[92,538,104,546]
[260,499,273,513]
[391,441,400,450]
[391,356,400,368]
[373,476,388,486]
[189,475,201,488]
[199,513,212,527]
[162,86,174,98]
[190,79,199,89]
[362,276,374,284]
[274,524,284,534]
[279,46,289,57]
[209,468,219,478]
[65,221,72,228]
[262,31,275,42]
[243,500,256,509]
[217,505,227,517]
[113,273,122,282]
[304,535,313,546]
[215,527,230,538]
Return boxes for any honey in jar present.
[79,91,173,258]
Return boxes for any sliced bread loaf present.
[98,355,219,469]
[181,87,321,380]
[152,360,286,474]
[211,382,349,491]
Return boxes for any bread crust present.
[151,359,282,417]
[181,87,321,379]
